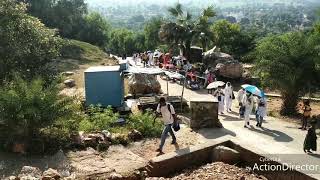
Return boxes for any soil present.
[266,97,320,124]
[129,124,204,160]
[146,162,267,180]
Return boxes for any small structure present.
[84,66,124,107]
[190,98,221,129]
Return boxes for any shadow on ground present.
[248,127,294,142]
[196,127,237,140]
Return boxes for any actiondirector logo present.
[246,155,320,175]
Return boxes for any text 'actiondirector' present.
[246,156,320,174]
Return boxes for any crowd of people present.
[133,50,217,91]
[213,83,267,128]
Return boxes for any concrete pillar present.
[190,98,222,129]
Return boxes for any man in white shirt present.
[156,97,177,153]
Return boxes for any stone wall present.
[190,98,221,129]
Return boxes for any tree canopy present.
[254,31,320,115]
[159,3,216,61]
[144,17,164,51]
[76,12,111,47]
[0,0,62,82]
[210,19,256,59]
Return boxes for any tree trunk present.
[184,41,191,62]
[280,92,299,116]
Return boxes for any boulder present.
[109,172,123,180]
[8,176,20,180]
[203,48,234,66]
[215,62,243,79]
[101,130,112,141]
[82,132,110,150]
[42,168,61,180]
[128,74,161,95]
[20,166,42,178]
[19,175,39,180]
[63,79,75,88]
[62,71,74,76]
[128,129,143,141]
[212,146,241,164]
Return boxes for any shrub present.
[128,109,163,138]
[79,107,163,145]
[79,105,119,132]
[0,75,81,153]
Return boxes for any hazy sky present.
[85,0,311,8]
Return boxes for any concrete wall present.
[146,140,229,177]
[190,98,221,129]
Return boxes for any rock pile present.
[63,79,76,88]
[8,166,63,180]
[147,162,267,180]
[69,129,143,151]
[128,74,161,95]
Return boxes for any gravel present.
[147,162,268,180]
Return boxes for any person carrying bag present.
[155,97,178,154]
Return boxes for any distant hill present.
[86,0,319,8]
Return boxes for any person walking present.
[214,87,225,115]
[142,52,148,67]
[156,97,177,154]
[300,100,312,130]
[303,119,317,153]
[237,88,245,106]
[237,88,246,119]
[256,96,267,127]
[242,92,254,128]
[224,82,233,112]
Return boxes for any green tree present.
[0,0,62,82]
[77,12,111,47]
[52,0,87,38]
[255,32,320,116]
[159,3,216,61]
[211,19,255,59]
[23,0,87,39]
[108,29,136,56]
[144,17,163,50]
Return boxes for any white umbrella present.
[206,81,225,89]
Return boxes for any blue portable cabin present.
[84,66,124,107]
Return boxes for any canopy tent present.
[124,66,164,75]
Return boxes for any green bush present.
[79,107,163,144]
[128,109,163,138]
[79,105,119,132]
[0,75,81,153]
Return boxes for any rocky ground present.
[1,124,204,179]
[147,162,267,180]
